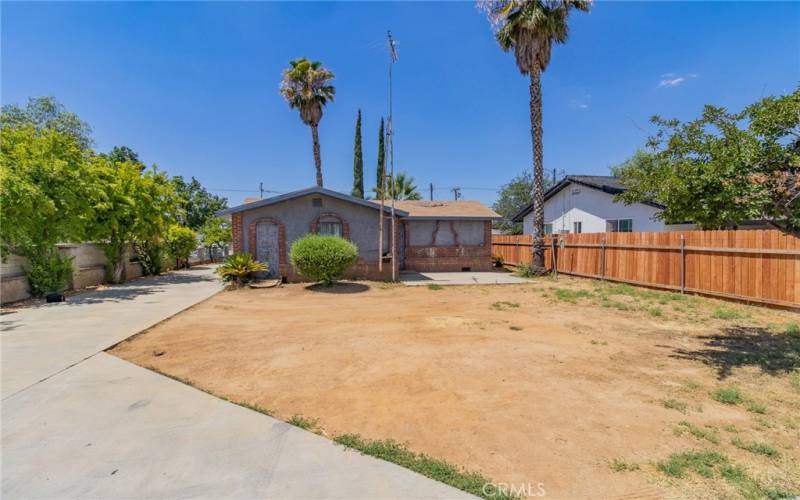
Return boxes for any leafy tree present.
[376,117,386,194]
[90,159,177,283]
[0,125,95,294]
[614,90,800,232]
[166,224,197,269]
[352,109,364,198]
[0,96,93,149]
[481,0,590,272]
[279,58,336,187]
[493,171,534,234]
[172,176,228,230]
[200,216,232,262]
[376,172,422,200]
[105,146,144,170]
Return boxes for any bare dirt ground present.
[110,277,800,499]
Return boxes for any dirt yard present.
[110,277,800,499]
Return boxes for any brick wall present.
[403,220,493,272]
[231,212,244,253]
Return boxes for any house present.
[216,186,501,280]
[512,175,696,235]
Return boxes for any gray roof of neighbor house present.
[391,200,501,220]
[215,186,410,217]
[510,175,664,222]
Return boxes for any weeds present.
[554,288,590,303]
[745,400,767,414]
[591,339,608,346]
[662,399,688,413]
[790,370,800,392]
[490,301,520,311]
[287,414,318,430]
[648,306,663,317]
[712,387,742,405]
[426,284,443,290]
[509,325,523,331]
[785,322,800,337]
[333,434,516,500]
[723,424,739,433]
[731,437,780,459]
[674,421,719,444]
[609,458,640,472]
[713,308,745,320]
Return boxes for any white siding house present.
[513,176,695,235]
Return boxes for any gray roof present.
[215,186,410,217]
[511,175,663,222]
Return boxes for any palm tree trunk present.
[530,67,546,273]
[311,124,323,187]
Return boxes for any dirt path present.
[111,278,800,499]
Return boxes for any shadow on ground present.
[672,326,800,379]
[305,282,370,294]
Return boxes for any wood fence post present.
[680,235,685,294]
[600,238,606,280]
[551,236,558,279]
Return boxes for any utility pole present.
[451,187,461,200]
[552,168,556,185]
[387,30,398,282]
[429,183,434,201]
[259,182,264,199]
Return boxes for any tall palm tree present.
[279,58,335,187]
[481,0,590,272]
[375,172,422,200]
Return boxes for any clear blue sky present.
[3,1,798,207]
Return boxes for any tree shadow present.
[671,326,800,379]
[305,282,370,294]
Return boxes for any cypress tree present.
[376,117,385,196]
[351,110,364,198]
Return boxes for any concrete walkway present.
[1,267,472,499]
[401,270,531,286]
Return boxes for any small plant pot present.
[46,292,66,303]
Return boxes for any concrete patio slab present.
[1,266,222,399]
[2,353,472,499]
[400,270,531,286]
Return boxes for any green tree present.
[1,96,93,149]
[166,224,197,269]
[493,171,535,234]
[0,125,95,294]
[105,146,144,170]
[90,159,177,283]
[481,0,590,272]
[376,118,386,194]
[376,172,422,200]
[352,109,364,198]
[200,216,232,262]
[279,58,336,187]
[172,176,228,230]
[614,89,800,232]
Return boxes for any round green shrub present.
[290,234,358,285]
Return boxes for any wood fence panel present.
[492,229,800,308]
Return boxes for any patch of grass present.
[662,398,688,414]
[590,339,608,346]
[731,437,780,459]
[648,306,663,317]
[723,424,739,433]
[553,288,590,303]
[490,301,520,311]
[509,325,523,331]
[755,417,776,429]
[712,387,742,405]
[674,421,719,444]
[333,434,516,500]
[426,284,443,290]
[785,322,800,337]
[609,458,640,472]
[287,414,318,430]
[790,370,800,392]
[713,307,745,320]
[514,263,537,278]
[599,297,629,311]
[681,379,702,391]
[744,400,767,414]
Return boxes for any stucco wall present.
[240,193,393,262]
[522,182,680,234]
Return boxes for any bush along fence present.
[492,229,800,309]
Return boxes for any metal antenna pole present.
[259,182,264,199]
[387,30,398,282]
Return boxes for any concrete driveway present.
[400,270,531,286]
[1,267,472,499]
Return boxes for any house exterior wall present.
[404,220,492,272]
[522,182,679,234]
[234,193,397,281]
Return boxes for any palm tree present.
[480,0,590,272]
[279,58,335,187]
[375,172,422,200]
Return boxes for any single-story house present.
[216,186,501,280]
[512,175,697,235]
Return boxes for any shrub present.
[165,224,197,269]
[289,234,358,286]
[712,387,742,405]
[514,262,536,278]
[27,251,73,296]
[134,240,167,276]
[216,253,268,286]
[491,254,504,267]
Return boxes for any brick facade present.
[403,221,493,272]
[231,212,244,254]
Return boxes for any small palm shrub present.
[290,234,358,286]
[216,253,268,286]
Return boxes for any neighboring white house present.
[512,175,695,235]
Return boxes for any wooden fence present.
[492,230,800,309]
